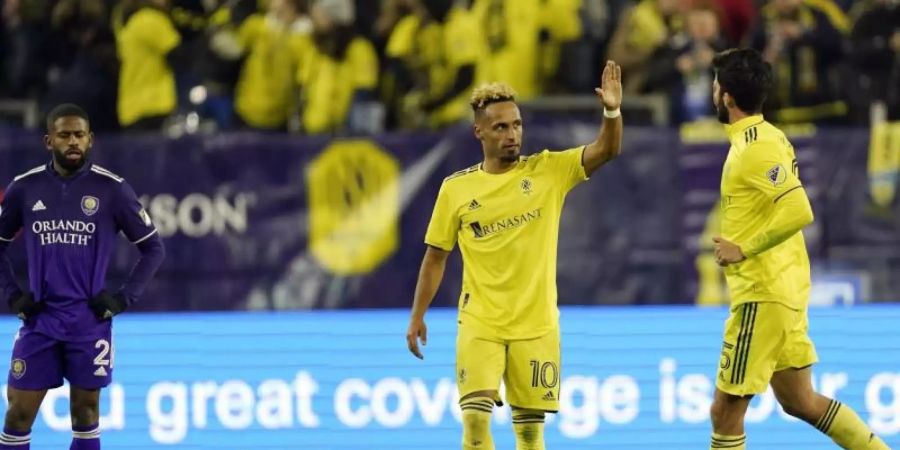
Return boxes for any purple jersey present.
[0,162,158,341]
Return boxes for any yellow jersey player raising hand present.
[405,61,623,450]
[708,48,890,450]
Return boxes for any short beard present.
[499,154,519,163]
[715,94,730,124]
[53,149,87,172]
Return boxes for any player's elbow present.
[138,235,166,261]
[608,143,623,160]
[790,202,815,233]
[800,205,814,228]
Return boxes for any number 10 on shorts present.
[529,360,559,388]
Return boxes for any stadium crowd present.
[0,0,897,133]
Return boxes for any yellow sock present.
[511,409,545,450]
[460,397,494,450]
[710,432,746,449]
[817,400,891,450]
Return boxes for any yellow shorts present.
[456,325,561,412]
[716,302,818,396]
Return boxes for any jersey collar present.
[724,114,765,144]
[46,159,93,181]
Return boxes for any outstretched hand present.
[594,60,623,111]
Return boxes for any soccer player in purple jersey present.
[0,104,166,449]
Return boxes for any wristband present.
[604,108,621,119]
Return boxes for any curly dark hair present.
[712,48,774,114]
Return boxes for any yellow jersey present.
[296,36,378,134]
[234,14,311,129]
[115,8,180,126]
[720,115,811,310]
[471,0,541,99]
[425,147,587,340]
[385,7,480,127]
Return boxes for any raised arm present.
[406,245,451,359]
[583,61,624,176]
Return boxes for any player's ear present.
[473,123,482,141]
[88,131,95,148]
[723,92,735,109]
[43,134,52,150]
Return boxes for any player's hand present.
[406,317,427,360]
[8,292,42,320]
[594,60,622,111]
[89,290,128,320]
[713,237,746,267]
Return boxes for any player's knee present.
[70,399,100,426]
[512,408,545,447]
[4,402,37,430]
[709,397,734,429]
[460,396,494,448]
[462,410,490,434]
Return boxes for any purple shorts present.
[8,328,113,390]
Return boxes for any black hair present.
[712,48,773,114]
[46,103,90,131]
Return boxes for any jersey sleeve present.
[0,181,23,242]
[423,182,459,251]
[135,9,181,54]
[114,181,158,244]
[350,38,379,89]
[385,15,419,59]
[543,146,589,193]
[739,142,803,203]
[445,10,479,67]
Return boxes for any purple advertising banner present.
[0,125,895,311]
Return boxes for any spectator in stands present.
[41,0,119,131]
[712,0,754,46]
[295,0,378,134]
[472,0,544,100]
[385,0,478,129]
[374,0,420,48]
[607,0,686,94]
[0,0,9,96]
[751,0,850,124]
[556,0,631,93]
[646,1,727,124]
[848,0,899,211]
[846,0,899,124]
[536,0,582,94]
[114,0,184,131]
[2,0,53,98]
[185,0,255,130]
[218,0,311,131]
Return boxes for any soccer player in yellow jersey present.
[405,61,623,450]
[708,48,890,450]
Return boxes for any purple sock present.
[0,427,30,449]
[69,423,100,450]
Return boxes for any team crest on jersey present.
[766,164,786,186]
[458,368,466,384]
[81,196,99,216]
[521,178,533,195]
[138,208,152,226]
[10,358,25,379]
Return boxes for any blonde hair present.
[470,82,518,112]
